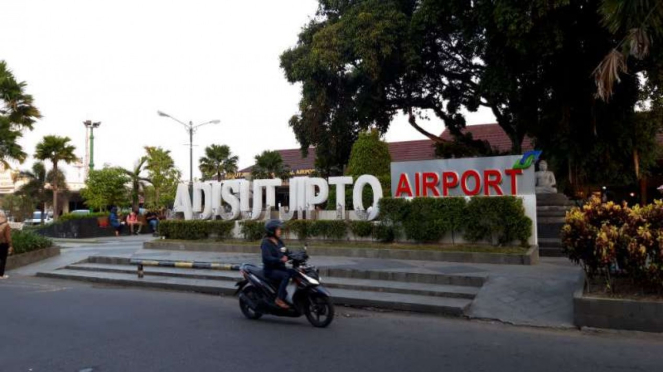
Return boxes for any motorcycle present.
[235,246,335,328]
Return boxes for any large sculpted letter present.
[353,175,383,221]
[173,183,193,220]
[279,177,304,221]
[305,178,329,219]
[192,182,213,220]
[251,179,283,220]
[221,180,241,220]
[328,176,353,219]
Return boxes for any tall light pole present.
[156,111,220,188]
[83,120,101,175]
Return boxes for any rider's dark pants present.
[265,268,297,301]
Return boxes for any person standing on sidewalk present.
[0,211,14,279]
[109,207,124,237]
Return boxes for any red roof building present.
[239,123,531,174]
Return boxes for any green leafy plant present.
[349,221,374,238]
[58,212,109,223]
[11,230,53,254]
[373,222,396,243]
[240,220,265,241]
[158,220,235,240]
[286,220,310,240]
[463,197,531,246]
[310,220,347,240]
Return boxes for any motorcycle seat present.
[244,265,280,287]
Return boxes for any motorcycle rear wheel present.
[239,287,263,320]
[304,296,334,328]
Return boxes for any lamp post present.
[83,120,101,174]
[156,111,220,188]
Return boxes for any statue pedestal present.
[536,193,573,257]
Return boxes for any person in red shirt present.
[127,210,142,235]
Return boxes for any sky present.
[0,0,495,182]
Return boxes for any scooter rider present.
[262,220,297,309]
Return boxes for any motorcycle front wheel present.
[304,295,334,328]
[239,287,263,320]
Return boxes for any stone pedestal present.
[536,193,573,257]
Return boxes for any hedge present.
[58,212,109,223]
[11,230,53,255]
[159,220,234,240]
[157,196,532,245]
[379,196,530,245]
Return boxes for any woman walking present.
[0,211,14,279]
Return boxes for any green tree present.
[251,150,291,180]
[347,130,391,177]
[80,167,130,211]
[144,146,181,208]
[34,136,78,219]
[16,162,66,223]
[0,61,42,164]
[123,157,150,211]
[0,194,35,222]
[283,0,660,191]
[198,144,239,181]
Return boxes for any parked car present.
[24,211,54,225]
[71,209,91,215]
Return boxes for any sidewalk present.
[128,247,581,328]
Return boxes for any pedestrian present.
[145,209,159,236]
[0,211,14,279]
[127,209,142,235]
[109,207,124,237]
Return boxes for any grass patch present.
[161,239,529,255]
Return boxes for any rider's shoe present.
[275,298,290,309]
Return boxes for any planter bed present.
[144,239,539,265]
[574,273,663,333]
[6,246,61,271]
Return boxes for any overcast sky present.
[0,0,494,182]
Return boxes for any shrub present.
[286,220,310,240]
[158,220,235,240]
[58,212,109,223]
[310,220,347,240]
[11,230,53,254]
[240,220,265,241]
[463,197,531,246]
[349,221,374,238]
[562,196,663,291]
[373,222,396,243]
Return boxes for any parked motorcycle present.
[235,247,335,328]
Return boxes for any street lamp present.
[83,120,101,175]
[156,111,220,188]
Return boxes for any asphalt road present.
[1,276,662,372]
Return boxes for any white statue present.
[535,160,557,194]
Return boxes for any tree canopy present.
[0,61,41,165]
[281,0,663,189]
[199,144,239,181]
[144,146,181,208]
[80,167,130,211]
[251,150,291,180]
[34,135,78,218]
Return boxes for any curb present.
[129,259,240,271]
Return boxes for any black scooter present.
[235,247,335,328]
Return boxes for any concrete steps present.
[37,258,482,317]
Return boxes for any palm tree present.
[0,61,42,164]
[16,162,66,223]
[35,136,78,220]
[123,157,150,211]
[199,144,239,181]
[251,150,291,180]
